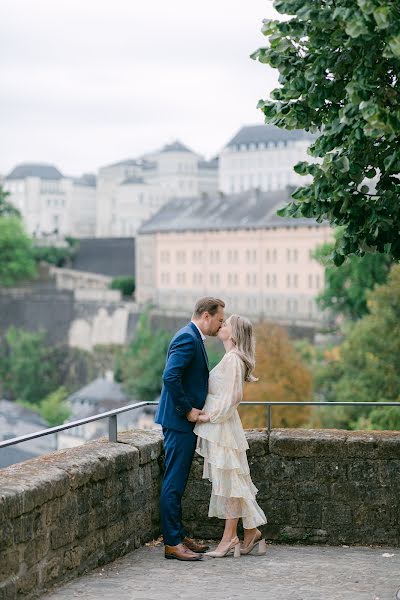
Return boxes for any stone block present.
[0,548,20,579]
[16,567,39,595]
[297,501,322,527]
[40,554,63,585]
[0,521,13,551]
[314,459,348,482]
[63,545,83,570]
[0,581,16,600]
[270,428,348,458]
[245,430,270,456]
[322,502,352,527]
[23,533,50,569]
[264,498,298,525]
[294,481,329,500]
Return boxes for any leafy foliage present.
[0,327,97,404]
[32,237,80,267]
[0,185,21,218]
[314,228,393,320]
[117,312,171,402]
[240,321,313,428]
[252,0,400,263]
[110,276,135,297]
[304,265,400,430]
[19,386,71,427]
[0,217,37,286]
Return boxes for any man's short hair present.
[193,297,225,318]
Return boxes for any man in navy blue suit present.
[155,297,225,561]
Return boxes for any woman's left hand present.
[197,413,210,423]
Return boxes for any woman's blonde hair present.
[228,314,258,383]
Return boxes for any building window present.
[286,274,291,288]
[266,273,270,287]
[272,249,277,263]
[308,274,313,288]
[294,274,298,288]
[272,274,277,288]
[266,249,270,263]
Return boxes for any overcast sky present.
[1,0,279,176]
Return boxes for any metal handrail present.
[0,400,159,448]
[1,400,399,449]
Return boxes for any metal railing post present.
[267,404,271,434]
[108,415,118,442]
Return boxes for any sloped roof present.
[138,188,327,234]
[225,125,315,148]
[5,163,63,180]
[160,140,195,154]
[198,156,219,169]
[67,377,130,404]
[72,173,97,187]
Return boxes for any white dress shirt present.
[191,320,206,342]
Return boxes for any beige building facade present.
[136,190,334,326]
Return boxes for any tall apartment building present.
[136,189,333,325]
[96,141,218,237]
[219,124,314,194]
[3,163,96,237]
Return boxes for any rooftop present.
[5,163,64,180]
[138,188,326,234]
[225,124,315,148]
[160,140,195,154]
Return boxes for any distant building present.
[3,163,97,238]
[0,400,57,469]
[95,141,219,237]
[58,372,158,449]
[219,124,314,194]
[136,189,333,325]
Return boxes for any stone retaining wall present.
[1,428,400,599]
[0,431,163,599]
[184,429,400,546]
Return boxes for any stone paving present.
[42,542,400,600]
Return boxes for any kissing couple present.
[155,296,267,561]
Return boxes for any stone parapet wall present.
[184,429,400,546]
[0,431,163,599]
[1,428,400,599]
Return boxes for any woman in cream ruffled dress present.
[194,314,267,558]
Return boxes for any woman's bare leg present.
[243,526,261,546]
[214,518,239,552]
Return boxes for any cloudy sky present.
[1,0,279,176]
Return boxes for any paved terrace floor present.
[43,541,400,600]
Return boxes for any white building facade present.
[96,141,218,237]
[219,125,314,194]
[136,190,334,326]
[4,164,96,238]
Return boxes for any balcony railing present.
[1,400,399,453]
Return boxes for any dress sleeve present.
[209,352,244,424]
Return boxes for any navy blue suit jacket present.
[155,322,209,432]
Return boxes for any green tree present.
[0,217,37,286]
[329,264,400,429]
[0,185,21,218]
[19,386,71,427]
[32,237,80,267]
[252,0,400,264]
[117,312,171,402]
[0,327,57,404]
[314,228,392,320]
[110,276,135,297]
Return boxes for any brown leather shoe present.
[165,543,203,561]
[183,537,210,553]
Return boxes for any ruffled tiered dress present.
[194,350,267,529]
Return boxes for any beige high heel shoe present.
[205,536,241,558]
[240,531,267,556]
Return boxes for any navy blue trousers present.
[160,427,197,546]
